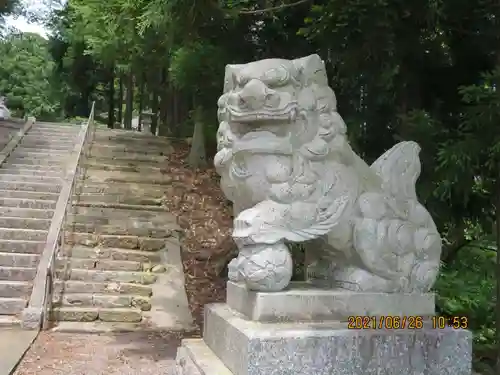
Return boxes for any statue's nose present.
[238,79,267,110]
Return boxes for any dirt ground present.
[159,140,234,329]
[14,331,198,375]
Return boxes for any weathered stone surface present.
[4,157,65,166]
[59,269,157,285]
[0,168,61,177]
[3,163,62,172]
[57,257,142,271]
[130,295,152,311]
[0,181,61,193]
[203,304,472,375]
[0,280,31,298]
[65,232,98,246]
[98,308,142,322]
[50,307,98,322]
[0,297,26,314]
[176,339,236,375]
[0,229,47,241]
[99,235,139,249]
[54,280,153,296]
[151,264,166,273]
[0,207,54,219]
[0,266,36,281]
[227,281,435,322]
[84,170,173,185]
[0,174,61,184]
[0,198,56,210]
[0,217,51,230]
[0,240,44,254]
[138,237,166,251]
[62,245,160,263]
[0,253,39,268]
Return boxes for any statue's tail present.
[370,141,421,200]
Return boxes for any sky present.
[4,0,51,38]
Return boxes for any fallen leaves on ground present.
[160,140,236,330]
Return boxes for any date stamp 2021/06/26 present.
[347,315,469,330]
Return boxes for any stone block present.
[0,240,44,254]
[202,303,472,375]
[98,307,142,322]
[20,306,42,329]
[227,281,435,322]
[176,339,233,375]
[51,307,98,322]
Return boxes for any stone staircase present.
[0,122,82,326]
[50,129,192,331]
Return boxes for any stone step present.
[0,240,44,254]
[0,181,61,193]
[62,245,161,264]
[0,174,61,185]
[89,144,171,156]
[0,266,36,281]
[0,197,56,209]
[83,171,173,186]
[0,207,54,219]
[0,189,58,201]
[0,168,61,178]
[0,252,39,267]
[0,217,51,230]
[54,280,152,297]
[0,315,20,327]
[57,257,142,271]
[51,321,143,333]
[87,154,168,164]
[27,130,79,136]
[65,232,165,251]
[83,163,163,174]
[50,306,142,323]
[0,280,31,298]
[16,144,74,152]
[1,163,63,172]
[68,223,173,238]
[22,134,76,142]
[0,297,26,314]
[8,153,67,162]
[9,151,68,159]
[53,293,151,311]
[0,228,48,241]
[17,143,74,150]
[56,269,157,285]
[5,157,66,167]
[74,193,163,207]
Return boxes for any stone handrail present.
[21,103,96,330]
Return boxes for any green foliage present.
[435,243,496,373]
[0,32,59,119]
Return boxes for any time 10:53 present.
[432,316,468,329]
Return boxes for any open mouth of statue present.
[227,102,298,123]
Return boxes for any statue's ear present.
[223,64,244,93]
[292,54,328,87]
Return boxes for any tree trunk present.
[107,66,115,129]
[123,71,134,130]
[138,72,145,132]
[151,89,159,136]
[158,68,169,136]
[117,73,124,126]
[187,105,207,168]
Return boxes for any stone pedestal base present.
[175,283,472,375]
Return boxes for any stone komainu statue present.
[215,54,442,293]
